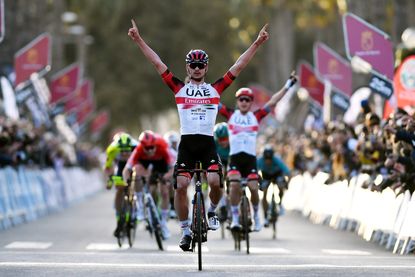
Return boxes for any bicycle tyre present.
[241,196,250,254]
[270,194,278,240]
[196,191,203,271]
[117,197,128,248]
[149,202,164,251]
[128,204,137,247]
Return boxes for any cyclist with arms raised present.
[104,132,138,238]
[122,130,173,239]
[218,74,297,231]
[128,19,269,251]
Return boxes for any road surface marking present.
[4,242,52,250]
[86,243,129,250]
[322,249,372,255]
[249,247,291,254]
[166,245,209,252]
[0,262,414,269]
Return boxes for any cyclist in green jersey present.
[104,132,138,238]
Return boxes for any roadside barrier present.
[0,166,103,230]
[283,172,415,255]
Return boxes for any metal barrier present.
[283,172,415,255]
[0,166,104,230]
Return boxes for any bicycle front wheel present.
[241,196,250,254]
[148,201,163,251]
[270,194,278,240]
[196,191,203,271]
[127,203,137,247]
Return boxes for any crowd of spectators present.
[269,101,415,197]
[0,115,101,170]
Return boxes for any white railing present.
[0,166,104,230]
[283,172,415,255]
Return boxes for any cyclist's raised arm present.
[228,24,269,78]
[218,102,234,120]
[263,72,297,110]
[128,19,168,75]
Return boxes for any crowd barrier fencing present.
[283,172,415,255]
[0,166,104,230]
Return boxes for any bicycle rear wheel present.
[241,196,250,254]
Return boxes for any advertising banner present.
[64,79,93,112]
[384,56,415,118]
[343,12,394,81]
[49,63,81,104]
[90,110,109,134]
[314,42,352,97]
[14,33,51,87]
[76,99,95,124]
[298,61,325,107]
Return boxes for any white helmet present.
[163,131,180,148]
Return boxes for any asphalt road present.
[0,190,414,276]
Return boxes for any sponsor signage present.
[76,99,94,124]
[369,74,393,99]
[50,63,81,104]
[14,33,51,86]
[314,42,352,97]
[298,61,324,107]
[384,56,415,117]
[90,110,109,134]
[343,12,394,81]
[331,90,350,111]
[64,79,93,112]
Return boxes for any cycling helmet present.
[163,131,180,147]
[185,49,209,64]
[138,130,157,147]
[116,133,133,151]
[263,145,274,159]
[235,87,254,100]
[214,122,229,139]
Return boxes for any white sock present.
[180,220,191,236]
[161,209,169,225]
[208,202,217,214]
[136,192,144,209]
[253,204,259,219]
[231,205,239,223]
[219,195,227,207]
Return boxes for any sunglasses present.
[189,62,206,69]
[238,97,252,103]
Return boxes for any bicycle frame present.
[141,175,164,251]
[117,176,137,248]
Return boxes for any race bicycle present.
[262,176,286,239]
[230,178,252,254]
[176,161,220,271]
[111,175,137,248]
[140,169,164,251]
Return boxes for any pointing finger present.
[131,19,138,30]
[261,23,269,33]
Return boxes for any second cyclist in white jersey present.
[218,74,297,231]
